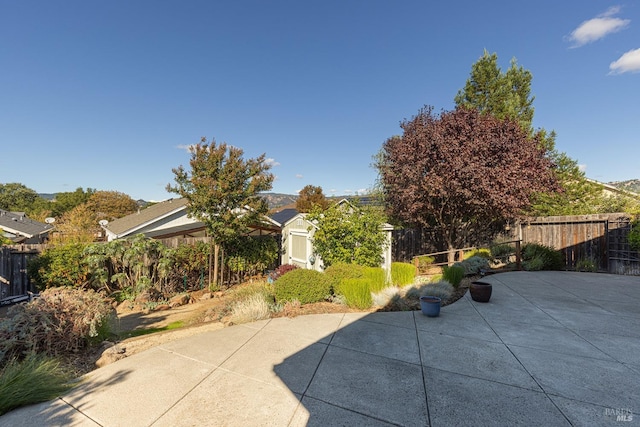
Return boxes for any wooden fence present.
[392,213,639,275]
[513,213,635,274]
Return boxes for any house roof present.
[103,198,189,238]
[103,197,282,240]
[269,208,299,226]
[0,210,53,240]
[587,179,640,200]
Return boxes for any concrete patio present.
[1,271,639,426]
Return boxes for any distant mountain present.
[261,193,297,209]
[38,193,57,201]
[608,179,640,194]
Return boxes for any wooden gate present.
[0,247,40,298]
[606,216,640,275]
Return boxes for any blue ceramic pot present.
[420,296,441,317]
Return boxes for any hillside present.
[608,179,640,194]
[261,193,297,209]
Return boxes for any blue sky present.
[1,1,638,201]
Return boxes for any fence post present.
[515,240,522,270]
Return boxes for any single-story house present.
[0,210,53,244]
[101,198,281,241]
[272,200,393,271]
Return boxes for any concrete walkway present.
[2,271,640,426]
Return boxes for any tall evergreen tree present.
[455,51,605,216]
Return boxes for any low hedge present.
[273,269,332,304]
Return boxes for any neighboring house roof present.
[0,210,53,242]
[587,178,640,200]
[102,198,281,241]
[269,208,299,227]
[103,198,190,239]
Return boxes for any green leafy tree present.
[378,106,558,264]
[51,187,95,217]
[307,201,388,267]
[0,183,43,213]
[528,150,605,215]
[296,185,329,213]
[166,138,275,287]
[85,190,138,222]
[455,51,605,216]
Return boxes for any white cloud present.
[609,48,640,74]
[264,157,280,167]
[330,189,337,193]
[567,6,630,48]
[578,164,587,173]
[176,144,196,153]
[295,174,303,179]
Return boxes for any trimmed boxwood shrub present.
[335,278,372,309]
[324,263,366,289]
[273,269,332,304]
[391,262,416,286]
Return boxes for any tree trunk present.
[212,243,220,291]
[447,244,456,266]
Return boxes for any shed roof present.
[269,208,299,227]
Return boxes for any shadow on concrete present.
[273,271,640,426]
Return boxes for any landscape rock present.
[169,293,190,308]
[95,344,127,368]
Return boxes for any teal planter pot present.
[420,296,441,317]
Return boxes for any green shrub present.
[324,263,366,289]
[453,255,490,275]
[522,243,563,271]
[363,267,388,293]
[575,258,597,272]
[27,243,91,290]
[522,256,545,271]
[629,220,640,251]
[335,278,372,309]
[268,264,299,282]
[0,354,78,415]
[490,243,514,260]
[273,269,332,304]
[464,248,492,260]
[442,265,464,288]
[413,255,435,272]
[226,235,279,276]
[391,262,416,286]
[0,287,115,366]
